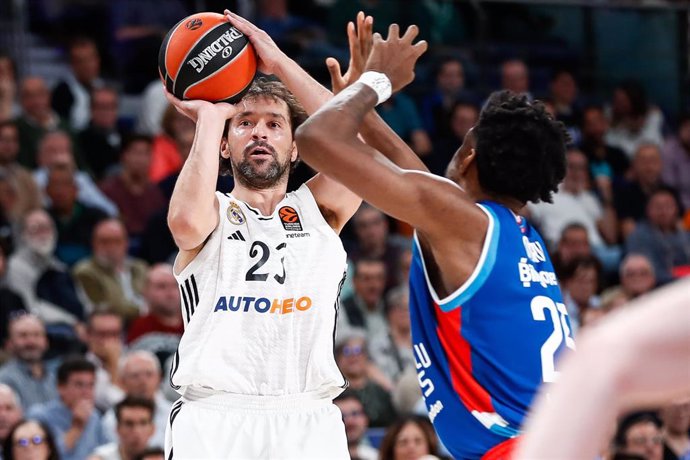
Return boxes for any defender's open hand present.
[364,24,427,93]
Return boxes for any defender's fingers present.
[413,40,429,58]
[326,57,343,82]
[388,23,400,40]
[402,24,420,43]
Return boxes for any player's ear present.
[461,148,477,172]
[220,137,230,159]
[290,141,298,162]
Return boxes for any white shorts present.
[164,387,349,460]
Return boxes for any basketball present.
[158,12,257,103]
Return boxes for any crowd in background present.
[0,0,688,459]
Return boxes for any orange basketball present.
[158,12,257,103]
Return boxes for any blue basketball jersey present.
[409,200,574,460]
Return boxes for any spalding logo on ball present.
[158,12,258,103]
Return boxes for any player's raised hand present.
[224,9,284,75]
[326,11,374,95]
[364,24,427,93]
[163,86,237,122]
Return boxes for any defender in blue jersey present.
[296,19,572,460]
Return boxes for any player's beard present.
[232,141,292,190]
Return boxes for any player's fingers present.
[326,57,344,82]
[347,21,357,58]
[362,16,374,56]
[402,24,420,43]
[388,23,400,40]
[226,11,258,35]
[413,40,429,58]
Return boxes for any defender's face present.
[224,97,297,189]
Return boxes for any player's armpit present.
[306,173,362,234]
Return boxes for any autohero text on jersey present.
[213,295,313,314]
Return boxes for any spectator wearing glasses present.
[28,357,111,460]
[2,419,59,460]
[333,390,377,460]
[614,413,663,460]
[601,253,657,304]
[335,329,397,428]
[84,311,125,413]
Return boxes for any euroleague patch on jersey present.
[226,202,246,225]
[278,206,302,231]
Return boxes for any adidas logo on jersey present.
[227,231,245,241]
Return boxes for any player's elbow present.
[167,209,213,251]
[295,119,327,161]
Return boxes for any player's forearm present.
[168,112,223,250]
[360,111,428,172]
[272,56,333,116]
[297,83,376,168]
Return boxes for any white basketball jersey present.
[171,184,348,398]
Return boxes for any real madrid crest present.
[226,202,246,225]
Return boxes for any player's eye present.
[270,122,281,129]
[239,120,252,127]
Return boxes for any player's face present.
[224,96,297,190]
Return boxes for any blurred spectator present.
[77,86,126,181]
[2,419,59,460]
[102,351,171,449]
[376,94,432,158]
[110,0,189,93]
[335,329,397,428]
[0,314,59,410]
[420,57,477,137]
[614,413,663,460]
[7,209,87,329]
[15,77,71,169]
[347,203,403,292]
[614,143,669,239]
[93,397,156,460]
[658,400,690,460]
[501,59,531,100]
[558,255,602,335]
[528,149,619,271]
[0,51,18,122]
[126,264,182,370]
[333,390,377,460]
[378,415,441,460]
[549,69,581,144]
[34,130,118,216]
[101,135,166,242]
[601,253,657,302]
[52,37,105,131]
[391,367,423,414]
[661,114,690,214]
[149,105,195,183]
[625,187,690,284]
[28,357,111,460]
[0,384,23,447]
[0,121,41,220]
[580,104,631,177]
[74,219,148,321]
[606,81,665,159]
[0,244,27,346]
[0,171,15,253]
[135,82,166,137]
[132,447,164,460]
[338,258,387,342]
[45,164,108,267]
[368,286,415,384]
[85,311,125,413]
[428,101,479,176]
[550,223,592,277]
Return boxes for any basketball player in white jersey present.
[161,10,400,460]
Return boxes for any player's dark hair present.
[220,78,307,176]
[474,90,568,204]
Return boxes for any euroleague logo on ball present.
[186,27,244,74]
[186,18,203,30]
